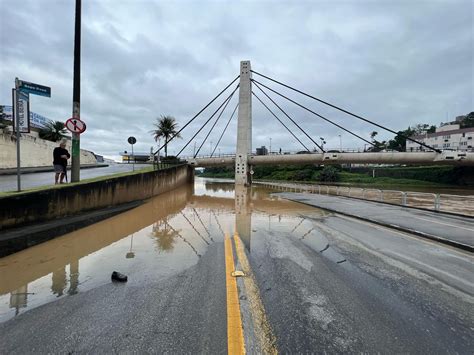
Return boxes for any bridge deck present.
[275,192,474,252]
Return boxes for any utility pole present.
[71,0,82,182]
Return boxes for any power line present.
[251,70,441,153]
[154,75,240,156]
[252,91,310,152]
[252,79,375,148]
[211,103,239,157]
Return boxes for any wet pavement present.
[0,178,473,353]
[276,192,474,250]
[0,164,141,192]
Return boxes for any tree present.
[460,112,474,129]
[367,131,386,152]
[39,120,68,142]
[386,123,436,151]
[151,115,181,157]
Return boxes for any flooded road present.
[0,178,473,353]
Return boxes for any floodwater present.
[0,178,325,322]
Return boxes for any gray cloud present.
[1,0,472,159]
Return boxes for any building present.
[120,151,153,163]
[406,124,474,152]
[256,146,268,155]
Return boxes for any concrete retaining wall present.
[0,131,97,169]
[0,165,194,230]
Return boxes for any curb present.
[276,194,474,253]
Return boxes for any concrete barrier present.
[0,165,194,230]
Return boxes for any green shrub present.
[317,166,340,182]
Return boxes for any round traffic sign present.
[65,118,86,134]
[128,136,137,145]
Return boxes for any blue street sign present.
[18,80,51,97]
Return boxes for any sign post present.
[14,79,21,191]
[14,77,50,192]
[128,136,137,172]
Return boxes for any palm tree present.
[151,220,179,252]
[39,120,68,142]
[150,115,181,157]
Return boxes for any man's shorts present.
[54,164,65,173]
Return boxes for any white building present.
[407,124,474,152]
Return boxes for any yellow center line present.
[224,233,246,355]
[233,233,278,354]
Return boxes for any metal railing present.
[254,181,474,217]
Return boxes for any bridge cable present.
[211,102,239,158]
[153,75,240,156]
[176,84,240,158]
[252,91,311,152]
[253,82,326,152]
[251,70,441,153]
[194,89,236,158]
[252,79,375,148]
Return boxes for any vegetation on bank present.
[198,165,474,187]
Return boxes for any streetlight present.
[269,137,272,154]
[218,148,221,157]
[338,134,342,152]
[209,141,213,156]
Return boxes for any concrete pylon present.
[235,61,252,185]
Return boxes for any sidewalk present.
[0,164,108,175]
[276,192,474,252]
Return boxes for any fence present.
[254,181,474,217]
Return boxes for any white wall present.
[0,130,97,169]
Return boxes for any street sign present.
[65,118,86,134]
[12,89,30,133]
[127,137,137,171]
[18,80,51,97]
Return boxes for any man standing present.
[53,140,70,184]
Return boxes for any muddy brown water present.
[0,178,325,322]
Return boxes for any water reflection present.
[0,178,323,322]
[151,219,180,253]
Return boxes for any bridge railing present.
[254,181,474,217]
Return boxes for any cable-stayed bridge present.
[155,61,474,185]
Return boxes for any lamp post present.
[338,134,342,152]
[209,141,213,156]
[320,137,326,151]
[269,137,272,155]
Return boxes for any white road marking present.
[410,215,474,232]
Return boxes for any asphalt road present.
[277,192,474,250]
[0,164,142,192]
[0,186,473,353]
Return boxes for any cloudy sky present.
[1,0,472,160]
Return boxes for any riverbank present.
[198,165,474,188]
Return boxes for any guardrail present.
[254,181,474,217]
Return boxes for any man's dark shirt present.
[53,147,70,168]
